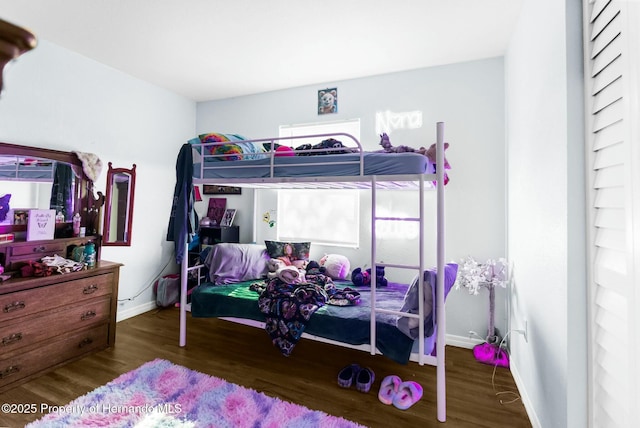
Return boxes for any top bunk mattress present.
[193,152,434,181]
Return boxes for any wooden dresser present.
[0,237,121,392]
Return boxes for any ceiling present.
[1,0,523,102]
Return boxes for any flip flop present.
[392,381,423,410]
[337,363,360,388]
[355,367,375,393]
[378,375,402,404]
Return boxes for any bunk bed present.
[177,122,449,422]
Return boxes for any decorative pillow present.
[264,240,311,264]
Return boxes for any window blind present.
[583,1,640,426]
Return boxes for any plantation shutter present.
[583,1,640,427]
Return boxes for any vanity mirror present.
[102,162,136,246]
[0,142,103,237]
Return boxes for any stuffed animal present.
[378,133,451,184]
[267,258,305,283]
[0,194,11,223]
[318,90,337,114]
[319,254,350,280]
[375,266,388,287]
[351,266,388,287]
[351,267,371,286]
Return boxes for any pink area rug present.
[27,358,365,428]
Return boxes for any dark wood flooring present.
[0,308,531,427]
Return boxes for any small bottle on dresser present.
[72,213,81,237]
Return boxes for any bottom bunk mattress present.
[191,279,419,364]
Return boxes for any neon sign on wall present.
[375,110,423,135]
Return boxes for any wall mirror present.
[0,142,103,238]
[102,162,136,246]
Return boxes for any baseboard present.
[510,358,540,428]
[446,333,484,349]
[116,301,157,322]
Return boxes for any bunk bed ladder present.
[369,175,426,364]
[370,122,446,422]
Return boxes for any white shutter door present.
[583,1,640,427]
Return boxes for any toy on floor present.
[351,266,387,287]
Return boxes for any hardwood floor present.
[0,308,531,427]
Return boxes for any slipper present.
[392,381,423,410]
[378,375,402,404]
[337,363,360,388]
[355,367,375,393]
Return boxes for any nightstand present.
[199,225,240,248]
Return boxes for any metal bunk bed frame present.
[178,122,447,422]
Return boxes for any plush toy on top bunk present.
[378,133,451,184]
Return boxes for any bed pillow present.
[264,240,311,263]
[204,243,270,285]
[189,133,266,160]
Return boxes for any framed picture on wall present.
[203,185,242,195]
[220,209,236,227]
[318,88,338,115]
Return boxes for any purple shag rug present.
[27,358,365,428]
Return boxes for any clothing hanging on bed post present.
[167,143,198,264]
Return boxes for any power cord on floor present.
[117,256,174,303]
[491,330,522,405]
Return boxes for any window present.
[279,119,361,149]
[276,119,361,247]
[277,189,360,247]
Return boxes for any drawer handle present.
[83,284,99,294]
[81,310,97,321]
[1,332,23,346]
[79,338,93,348]
[0,365,19,379]
[32,246,47,253]
[3,301,26,313]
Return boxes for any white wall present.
[0,40,196,320]
[505,0,586,426]
[195,58,508,342]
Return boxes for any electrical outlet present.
[514,319,528,342]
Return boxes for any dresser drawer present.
[9,241,66,257]
[0,296,110,352]
[0,273,114,322]
[0,323,109,390]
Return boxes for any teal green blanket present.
[191,280,415,364]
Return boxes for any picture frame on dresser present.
[220,209,236,227]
